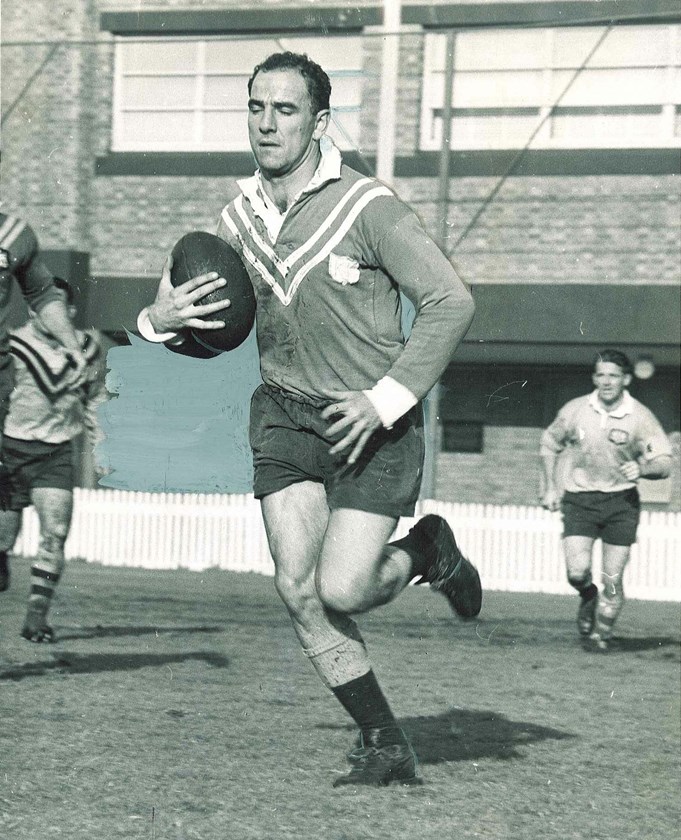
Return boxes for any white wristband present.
[137,307,179,343]
[363,376,418,429]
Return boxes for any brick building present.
[2,0,679,506]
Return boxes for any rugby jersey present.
[0,214,62,356]
[216,143,471,408]
[4,322,105,444]
[540,390,672,493]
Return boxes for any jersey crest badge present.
[329,253,360,286]
[608,428,629,445]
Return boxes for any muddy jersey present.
[217,147,467,405]
[540,390,672,493]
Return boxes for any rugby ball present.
[169,231,255,354]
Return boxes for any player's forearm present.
[388,299,474,400]
[372,214,475,399]
[84,390,108,447]
[540,449,559,490]
[36,300,83,356]
[639,455,672,480]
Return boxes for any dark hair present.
[248,52,331,113]
[594,349,632,375]
[53,276,75,305]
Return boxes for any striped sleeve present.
[0,216,61,312]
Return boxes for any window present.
[441,420,484,454]
[420,24,681,150]
[112,35,365,152]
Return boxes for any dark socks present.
[332,670,399,736]
[389,531,430,581]
[0,550,8,591]
[579,583,598,601]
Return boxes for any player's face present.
[248,69,329,179]
[592,361,631,406]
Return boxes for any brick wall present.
[1,0,99,249]
[435,426,544,505]
[394,175,681,287]
[434,426,681,510]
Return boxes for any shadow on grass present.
[612,635,680,654]
[317,707,574,764]
[55,624,223,641]
[0,651,229,682]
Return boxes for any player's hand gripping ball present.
[169,231,255,355]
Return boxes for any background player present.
[138,52,481,787]
[0,212,88,593]
[0,277,105,641]
[540,349,672,651]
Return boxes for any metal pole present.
[376,0,401,185]
[422,31,456,500]
[438,31,456,250]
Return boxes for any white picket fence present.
[13,489,681,602]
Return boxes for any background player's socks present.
[579,582,598,601]
[0,550,9,591]
[24,561,61,629]
[576,582,599,636]
[593,610,615,641]
[332,670,400,738]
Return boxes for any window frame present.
[419,24,681,151]
[111,34,366,153]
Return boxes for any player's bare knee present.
[40,531,67,553]
[316,573,367,615]
[38,533,66,571]
[567,572,591,590]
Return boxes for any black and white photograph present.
[1,1,679,837]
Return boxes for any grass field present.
[1,559,679,840]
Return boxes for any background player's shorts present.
[1,437,75,511]
[250,384,424,518]
[561,488,640,546]
[0,353,14,429]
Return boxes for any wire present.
[1,43,60,128]
[450,26,614,250]
[1,18,668,245]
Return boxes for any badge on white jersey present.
[608,428,629,445]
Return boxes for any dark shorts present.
[0,353,14,428]
[561,488,641,546]
[1,437,75,511]
[249,384,425,517]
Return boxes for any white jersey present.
[5,321,105,445]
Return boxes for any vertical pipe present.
[376,0,401,185]
[438,30,456,249]
[422,31,456,500]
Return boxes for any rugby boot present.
[0,551,9,592]
[577,590,598,637]
[412,514,482,618]
[334,727,422,788]
[20,603,55,643]
[583,631,610,653]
